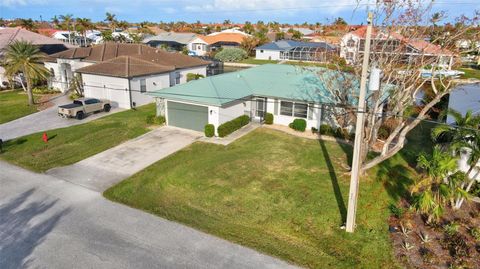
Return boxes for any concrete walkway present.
[0,94,122,141]
[199,123,260,145]
[47,126,202,192]
[0,161,298,269]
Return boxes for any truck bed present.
[58,103,82,109]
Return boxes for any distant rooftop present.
[256,40,336,51]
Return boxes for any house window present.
[280,101,308,119]
[294,103,308,118]
[140,79,146,93]
[280,101,293,116]
[347,39,355,48]
[346,52,354,60]
[175,72,181,84]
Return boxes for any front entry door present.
[255,97,266,121]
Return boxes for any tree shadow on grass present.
[375,157,415,202]
[318,139,347,224]
[0,188,70,269]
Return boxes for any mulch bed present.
[390,200,480,269]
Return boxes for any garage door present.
[167,101,208,132]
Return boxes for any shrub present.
[444,222,460,236]
[186,73,205,82]
[289,119,307,132]
[264,113,273,124]
[217,115,250,137]
[214,48,248,62]
[319,124,334,136]
[470,227,480,241]
[442,232,470,258]
[204,124,215,137]
[32,86,61,94]
[334,127,352,140]
[311,127,318,133]
[388,203,404,218]
[69,92,82,100]
[146,115,165,125]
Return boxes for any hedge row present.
[319,124,354,140]
[217,115,250,137]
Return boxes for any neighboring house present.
[45,43,209,108]
[266,31,293,42]
[281,27,315,36]
[143,32,209,56]
[255,40,337,62]
[207,28,250,36]
[201,33,248,51]
[340,26,454,69]
[148,64,374,134]
[0,27,72,88]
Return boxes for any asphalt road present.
[0,161,298,269]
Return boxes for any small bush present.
[333,127,352,140]
[311,127,318,133]
[470,227,480,241]
[441,232,470,258]
[204,124,215,137]
[264,113,273,124]
[146,115,165,125]
[388,203,404,218]
[444,222,460,236]
[419,247,436,264]
[214,48,248,62]
[319,124,334,136]
[186,73,205,82]
[32,86,61,94]
[217,115,250,137]
[289,119,306,132]
[69,92,82,100]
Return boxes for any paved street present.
[46,126,202,191]
[0,95,122,141]
[0,161,297,269]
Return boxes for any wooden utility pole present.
[345,12,373,233]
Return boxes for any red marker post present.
[42,132,48,143]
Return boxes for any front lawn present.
[238,57,280,65]
[105,126,429,268]
[0,90,39,124]
[0,104,155,172]
[459,67,480,80]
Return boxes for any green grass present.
[459,67,480,80]
[238,57,280,65]
[0,104,155,172]
[0,90,39,124]
[105,124,432,268]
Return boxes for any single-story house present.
[143,32,209,56]
[45,43,210,108]
[201,33,247,51]
[255,40,337,62]
[148,64,374,135]
[0,27,73,88]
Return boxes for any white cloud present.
[0,0,45,7]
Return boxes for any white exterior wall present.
[82,74,130,108]
[129,73,170,108]
[218,101,248,125]
[265,98,322,130]
[46,59,94,92]
[339,33,360,65]
[255,49,281,60]
[177,66,207,84]
[188,37,209,56]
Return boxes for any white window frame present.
[280,101,309,119]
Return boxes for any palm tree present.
[76,18,92,46]
[3,41,49,105]
[432,109,480,208]
[59,14,74,44]
[51,15,60,28]
[411,147,460,223]
[18,18,36,31]
[105,12,117,32]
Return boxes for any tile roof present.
[148,64,360,106]
[142,32,200,45]
[200,33,247,45]
[349,26,453,56]
[0,27,73,54]
[75,56,175,78]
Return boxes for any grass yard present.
[0,104,155,172]
[459,67,480,80]
[238,57,280,65]
[105,124,432,268]
[0,90,39,124]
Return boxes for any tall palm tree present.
[3,41,49,105]
[105,12,117,32]
[51,15,60,28]
[18,18,36,31]
[59,14,74,44]
[76,18,92,46]
[411,147,460,223]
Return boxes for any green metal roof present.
[148,64,369,107]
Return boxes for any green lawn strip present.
[0,104,155,172]
[104,126,430,268]
[459,67,480,80]
[0,90,39,124]
[238,58,280,65]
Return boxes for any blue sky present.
[1,0,478,24]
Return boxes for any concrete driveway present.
[0,161,298,269]
[47,126,202,191]
[0,95,122,141]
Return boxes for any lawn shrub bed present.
[204,124,215,137]
[264,112,273,124]
[289,119,306,132]
[217,115,250,137]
